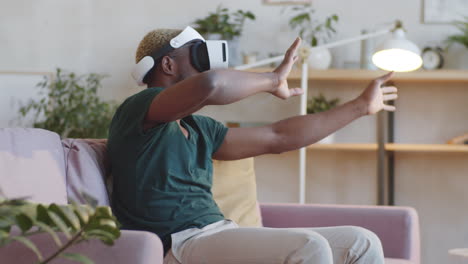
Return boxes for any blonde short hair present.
[135,28,182,63]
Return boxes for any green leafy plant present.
[445,17,468,49]
[19,68,117,139]
[307,93,340,114]
[287,4,339,47]
[193,5,256,40]
[0,194,120,264]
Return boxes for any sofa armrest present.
[0,230,164,264]
[260,203,420,264]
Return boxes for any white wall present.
[0,0,464,102]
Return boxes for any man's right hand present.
[271,37,303,100]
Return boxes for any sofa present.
[0,128,420,264]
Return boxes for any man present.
[108,27,398,264]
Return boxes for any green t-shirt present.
[107,87,228,254]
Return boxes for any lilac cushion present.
[260,203,420,264]
[0,230,163,264]
[385,258,414,264]
[62,138,110,206]
[0,128,67,204]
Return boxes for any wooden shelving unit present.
[386,143,468,153]
[247,68,468,83]
[244,67,468,205]
[308,143,377,151]
[308,143,468,153]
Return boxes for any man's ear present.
[160,56,177,76]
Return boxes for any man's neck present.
[147,71,175,88]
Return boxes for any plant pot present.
[308,47,332,70]
[318,133,335,144]
[446,45,468,69]
[227,37,241,67]
[205,33,222,40]
[458,50,468,69]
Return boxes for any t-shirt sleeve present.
[109,87,164,137]
[192,115,228,154]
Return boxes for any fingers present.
[289,37,302,53]
[376,71,394,83]
[285,37,302,60]
[383,105,396,111]
[383,94,398,101]
[381,86,398,94]
[293,55,299,63]
[289,87,304,96]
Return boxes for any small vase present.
[205,33,222,40]
[459,50,468,69]
[308,47,332,70]
[227,37,241,67]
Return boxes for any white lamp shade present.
[372,29,422,72]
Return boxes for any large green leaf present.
[0,229,8,239]
[98,219,117,229]
[11,236,43,261]
[71,202,92,226]
[15,213,33,233]
[35,222,62,247]
[0,216,13,229]
[1,197,122,264]
[60,253,94,264]
[0,229,9,246]
[85,229,117,246]
[94,207,113,219]
[47,211,71,239]
[49,204,81,231]
[36,204,52,225]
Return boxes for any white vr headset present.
[132,26,229,86]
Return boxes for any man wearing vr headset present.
[108,27,397,264]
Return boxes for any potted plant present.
[287,4,339,69]
[445,16,468,69]
[19,68,118,139]
[0,194,120,264]
[193,5,256,66]
[307,93,340,143]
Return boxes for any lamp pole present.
[298,52,309,204]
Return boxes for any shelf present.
[246,68,468,83]
[386,143,468,153]
[308,143,377,151]
[307,143,468,153]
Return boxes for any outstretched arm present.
[213,72,397,160]
[145,38,303,123]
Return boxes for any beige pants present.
[164,226,384,264]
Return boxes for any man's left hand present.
[357,72,398,115]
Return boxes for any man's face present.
[168,41,202,82]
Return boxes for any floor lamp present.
[235,21,423,205]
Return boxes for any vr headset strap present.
[150,43,175,64]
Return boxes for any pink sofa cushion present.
[62,138,110,206]
[260,203,420,263]
[384,258,414,264]
[0,128,67,204]
[0,230,163,264]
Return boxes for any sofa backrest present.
[62,138,110,206]
[0,128,68,204]
[63,138,263,227]
[0,128,262,228]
